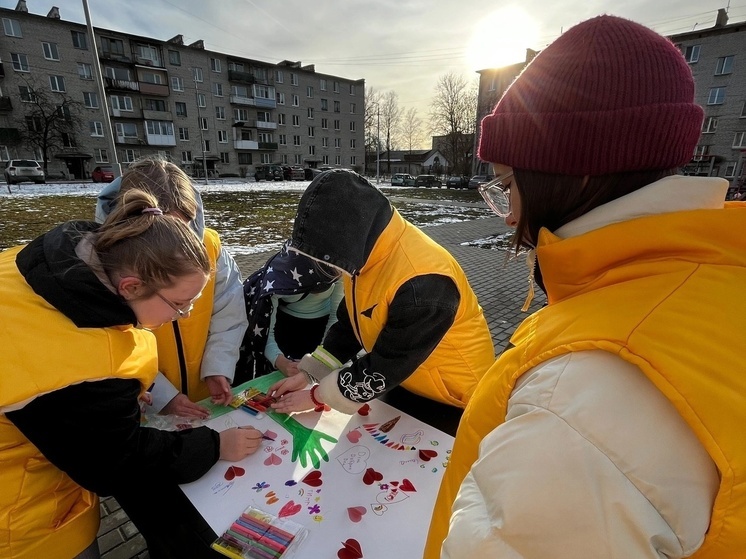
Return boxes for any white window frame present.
[707,87,725,105]
[111,95,134,112]
[320,79,327,91]
[292,115,300,127]
[181,151,193,164]
[171,76,184,91]
[217,130,228,143]
[278,113,286,125]
[78,63,93,80]
[3,18,21,37]
[308,126,315,137]
[308,107,314,119]
[684,45,700,63]
[277,92,285,105]
[292,95,299,107]
[290,73,298,86]
[210,58,221,72]
[213,83,223,97]
[42,42,60,61]
[49,75,66,92]
[197,93,206,108]
[725,162,736,177]
[215,106,226,120]
[178,127,189,141]
[307,86,314,98]
[193,67,203,82]
[175,102,187,116]
[350,121,356,132]
[71,31,88,49]
[275,70,284,83]
[200,117,209,131]
[733,132,746,148]
[83,91,99,109]
[715,55,734,75]
[11,53,29,72]
[294,154,302,165]
[95,148,108,163]
[309,145,315,156]
[703,117,718,133]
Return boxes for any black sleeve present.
[6,378,220,496]
[336,274,460,402]
[323,294,364,361]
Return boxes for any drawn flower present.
[252,482,269,492]
[308,504,321,514]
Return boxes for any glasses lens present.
[478,178,511,217]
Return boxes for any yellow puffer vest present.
[0,246,158,559]
[152,228,219,401]
[344,210,494,407]
[426,205,746,558]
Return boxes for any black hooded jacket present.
[290,170,461,401]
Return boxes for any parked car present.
[289,166,306,181]
[305,167,324,180]
[414,175,442,188]
[391,173,415,187]
[91,165,115,183]
[255,164,283,181]
[468,174,494,189]
[446,175,469,189]
[4,159,45,184]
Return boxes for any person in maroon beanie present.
[425,14,746,559]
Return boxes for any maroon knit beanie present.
[477,15,704,176]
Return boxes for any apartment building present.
[0,2,365,179]
[473,10,746,194]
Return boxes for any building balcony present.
[116,136,144,145]
[233,119,257,128]
[0,97,12,111]
[258,142,278,150]
[100,51,132,64]
[139,82,170,97]
[135,57,165,69]
[254,97,277,109]
[142,109,173,121]
[104,77,140,92]
[228,69,256,85]
[234,139,259,150]
[256,121,277,130]
[110,108,143,119]
[145,132,176,146]
[230,95,256,106]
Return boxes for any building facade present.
[0,2,365,179]
[473,10,746,194]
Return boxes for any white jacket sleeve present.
[199,247,248,382]
[442,350,718,559]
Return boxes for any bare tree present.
[429,72,478,177]
[364,86,382,176]
[17,76,83,176]
[379,90,401,176]
[399,107,424,176]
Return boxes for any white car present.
[391,173,415,186]
[5,159,45,184]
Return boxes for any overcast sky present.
[5,0,744,128]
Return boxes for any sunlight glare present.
[466,6,541,70]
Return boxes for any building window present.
[309,145,316,156]
[83,92,99,108]
[136,44,160,66]
[182,151,193,163]
[11,53,29,72]
[88,120,104,137]
[350,156,357,165]
[277,92,285,105]
[334,101,340,113]
[684,45,700,63]
[110,95,133,112]
[26,116,44,132]
[333,81,340,93]
[105,66,130,81]
[19,85,36,103]
[169,50,181,65]
[279,134,287,145]
[101,37,125,57]
[320,99,328,112]
[238,152,252,165]
[308,126,315,137]
[292,95,299,107]
[290,73,298,86]
[322,155,329,165]
[292,115,300,126]
[141,71,163,85]
[175,102,187,117]
[321,118,328,130]
[350,103,356,114]
[350,84,355,95]
[334,138,341,148]
[70,30,88,49]
[215,106,226,120]
[715,55,734,75]
[278,113,286,125]
[144,98,166,112]
[703,117,718,133]
[725,162,737,177]
[218,130,227,143]
[200,118,209,131]
[308,107,314,119]
[693,145,709,160]
[115,122,138,139]
[146,121,174,136]
[220,152,229,163]
[3,18,22,37]
[42,42,60,61]
[171,76,184,91]
[741,101,746,118]
[707,87,726,105]
[733,132,746,148]
[335,155,342,165]
[210,58,221,72]
[213,83,223,96]
[49,75,66,92]
[275,70,283,83]
[179,127,189,141]
[322,137,328,148]
[193,67,203,82]
[197,93,206,107]
[350,121,356,132]
[334,120,340,131]
[293,135,301,146]
[320,79,327,91]
[235,108,250,121]
[78,63,93,80]
[307,86,314,98]
[350,139,356,149]
[95,148,108,163]
[294,154,302,165]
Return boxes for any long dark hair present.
[510,168,678,252]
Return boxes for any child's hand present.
[161,393,210,419]
[205,375,233,405]
[219,426,263,461]
[271,390,315,413]
[268,374,308,399]
[275,355,301,377]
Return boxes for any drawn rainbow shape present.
[362,423,416,451]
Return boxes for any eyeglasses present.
[477,172,513,217]
[155,291,195,319]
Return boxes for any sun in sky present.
[466,5,542,70]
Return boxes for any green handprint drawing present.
[204,372,338,468]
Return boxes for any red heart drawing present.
[264,453,282,466]
[418,449,438,462]
[347,506,367,523]
[399,478,417,493]
[346,429,362,443]
[223,465,245,481]
[357,404,370,416]
[337,538,363,559]
[362,467,383,485]
[264,429,277,440]
[278,500,302,518]
[302,470,323,487]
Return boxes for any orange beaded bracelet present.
[309,384,330,412]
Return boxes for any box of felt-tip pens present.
[211,505,308,559]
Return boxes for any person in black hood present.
[269,170,494,415]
